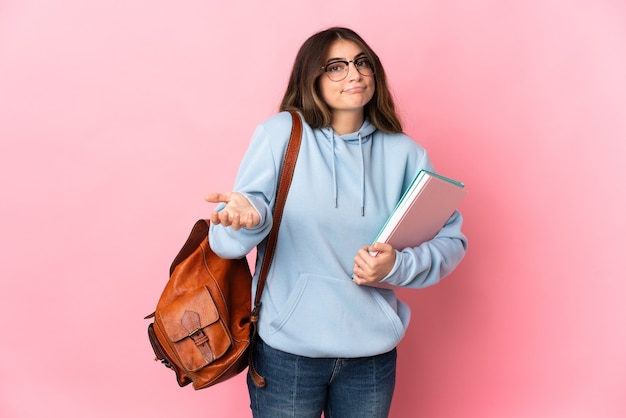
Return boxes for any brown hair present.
[280,27,402,133]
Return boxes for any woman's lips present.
[343,86,365,94]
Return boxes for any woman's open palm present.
[204,192,260,230]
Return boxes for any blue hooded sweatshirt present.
[209,111,467,358]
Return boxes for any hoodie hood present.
[328,118,377,142]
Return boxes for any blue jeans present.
[247,338,396,418]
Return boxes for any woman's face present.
[318,39,375,117]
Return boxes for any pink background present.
[1,1,625,417]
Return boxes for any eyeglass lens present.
[325,58,374,81]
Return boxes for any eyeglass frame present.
[320,57,375,82]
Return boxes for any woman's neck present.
[330,110,364,135]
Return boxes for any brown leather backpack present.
[145,111,302,389]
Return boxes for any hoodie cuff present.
[240,192,268,231]
[378,250,402,286]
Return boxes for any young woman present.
[205,27,467,418]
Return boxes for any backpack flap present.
[158,286,231,372]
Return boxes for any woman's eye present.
[355,59,371,69]
[327,63,346,73]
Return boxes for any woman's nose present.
[347,62,363,80]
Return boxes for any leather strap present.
[181,311,215,364]
[248,110,302,387]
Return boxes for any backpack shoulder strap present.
[253,110,302,313]
[247,111,302,388]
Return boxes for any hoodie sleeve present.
[379,210,468,288]
[208,117,290,259]
[376,144,468,288]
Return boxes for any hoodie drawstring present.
[331,130,338,208]
[358,132,365,216]
[329,128,366,216]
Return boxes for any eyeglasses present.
[321,57,375,82]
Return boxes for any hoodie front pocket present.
[267,273,405,348]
